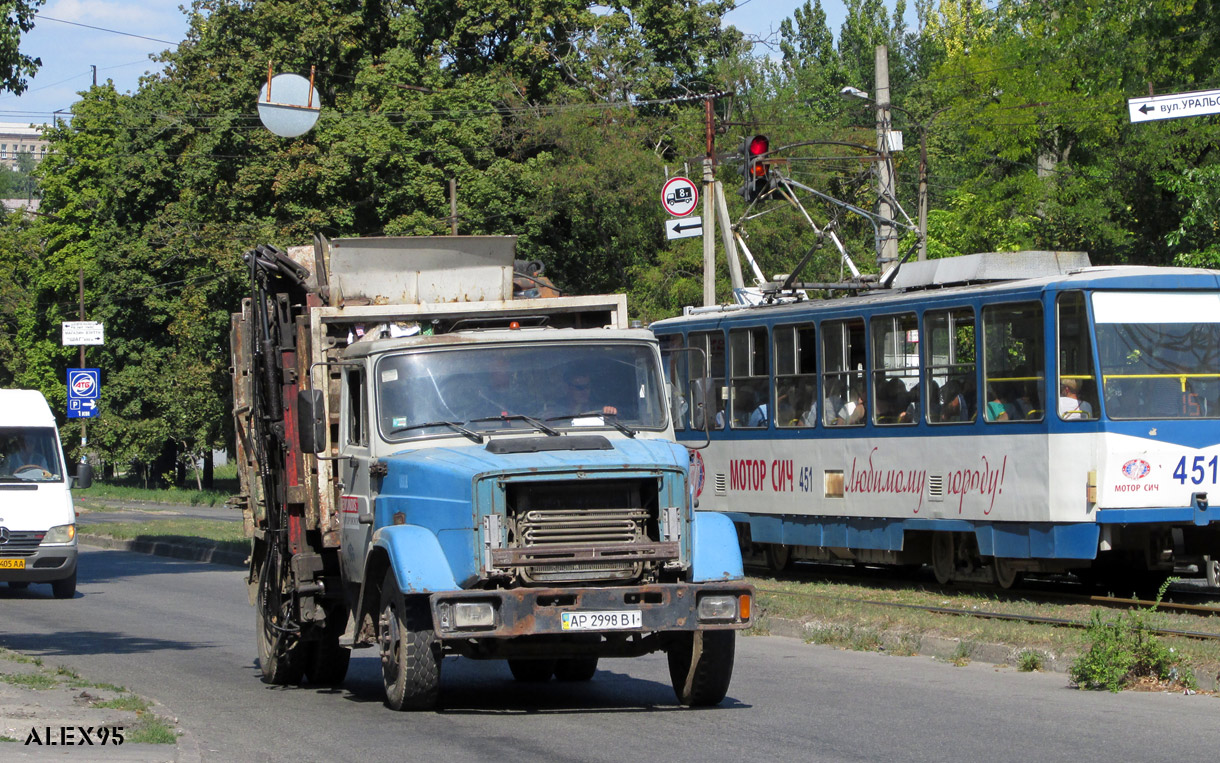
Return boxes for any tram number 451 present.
[1173,455,1220,485]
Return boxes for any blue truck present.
[230,235,752,710]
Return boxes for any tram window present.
[924,308,976,424]
[1057,292,1098,421]
[774,324,817,428]
[982,302,1045,423]
[871,313,919,425]
[730,326,769,428]
[690,331,727,429]
[660,334,688,431]
[1092,291,1220,420]
[821,318,866,426]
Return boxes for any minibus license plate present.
[0,559,25,570]
[561,611,641,631]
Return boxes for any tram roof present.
[650,260,1220,330]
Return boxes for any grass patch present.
[749,573,1220,681]
[0,672,57,690]
[80,481,235,508]
[0,648,42,666]
[948,641,975,666]
[94,695,151,713]
[126,714,177,744]
[80,464,240,508]
[1017,650,1046,672]
[79,519,247,555]
[0,735,16,742]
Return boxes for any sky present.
[0,0,858,126]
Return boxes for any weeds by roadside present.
[1068,580,1198,692]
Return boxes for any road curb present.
[79,534,247,567]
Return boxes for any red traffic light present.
[747,135,769,177]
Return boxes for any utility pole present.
[91,65,97,87]
[449,179,458,235]
[874,45,898,269]
[918,130,929,261]
[78,268,87,453]
[702,97,716,306]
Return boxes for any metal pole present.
[918,128,928,261]
[875,45,898,269]
[78,268,86,451]
[702,158,716,306]
[702,97,716,306]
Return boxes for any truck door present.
[339,366,374,584]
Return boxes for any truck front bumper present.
[429,582,754,639]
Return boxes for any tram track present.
[754,585,1220,641]
[749,560,1220,641]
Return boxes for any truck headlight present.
[454,601,496,628]
[43,524,76,545]
[697,594,738,622]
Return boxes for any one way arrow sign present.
[665,215,703,240]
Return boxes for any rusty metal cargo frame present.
[305,294,630,549]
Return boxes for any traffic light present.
[741,135,771,203]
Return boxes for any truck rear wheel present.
[379,570,440,710]
[304,637,351,687]
[554,658,598,682]
[256,578,305,685]
[508,659,556,682]
[666,630,735,707]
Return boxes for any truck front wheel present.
[378,570,441,710]
[666,630,735,707]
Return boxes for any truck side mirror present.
[297,389,327,454]
[73,462,93,490]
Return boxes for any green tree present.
[0,0,42,94]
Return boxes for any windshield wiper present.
[545,411,637,438]
[386,421,483,443]
[468,413,561,437]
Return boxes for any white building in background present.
[0,123,49,169]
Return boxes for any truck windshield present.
[376,342,667,440]
[1093,291,1220,419]
[0,427,63,482]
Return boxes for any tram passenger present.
[1015,381,1040,419]
[836,383,866,425]
[823,378,845,426]
[940,379,968,422]
[984,385,1010,422]
[1058,377,1092,420]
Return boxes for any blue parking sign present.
[67,368,100,419]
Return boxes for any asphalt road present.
[1,546,1218,762]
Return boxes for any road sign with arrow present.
[665,215,703,240]
[1128,89,1220,123]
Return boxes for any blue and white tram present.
[653,253,1220,587]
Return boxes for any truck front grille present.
[503,479,663,585]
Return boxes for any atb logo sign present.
[68,371,97,398]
